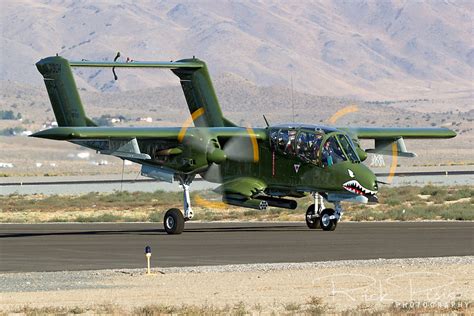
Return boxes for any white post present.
[146,253,151,274]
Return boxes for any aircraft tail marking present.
[36,56,96,127]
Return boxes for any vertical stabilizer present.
[172,59,236,127]
[36,56,95,127]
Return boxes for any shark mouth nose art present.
[343,180,377,196]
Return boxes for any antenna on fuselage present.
[112,52,120,80]
[291,74,295,123]
[263,115,270,127]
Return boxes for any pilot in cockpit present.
[311,134,323,162]
[322,140,334,167]
[285,130,297,154]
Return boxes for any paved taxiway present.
[1,222,473,272]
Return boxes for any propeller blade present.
[204,163,222,183]
[223,133,259,163]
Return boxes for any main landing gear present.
[305,192,343,231]
[163,176,194,234]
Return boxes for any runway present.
[1,222,473,272]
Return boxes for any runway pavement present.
[0,222,473,272]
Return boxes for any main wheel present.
[305,204,320,229]
[163,208,185,234]
[319,208,337,231]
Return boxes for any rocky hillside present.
[1,0,472,102]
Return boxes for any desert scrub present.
[439,202,473,220]
[11,299,469,315]
[1,185,472,223]
[348,202,473,221]
[147,210,162,222]
[1,190,183,213]
[378,185,421,203]
[446,186,473,200]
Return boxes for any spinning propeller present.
[178,109,260,183]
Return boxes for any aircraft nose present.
[343,163,378,198]
[365,169,378,194]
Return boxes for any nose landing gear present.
[305,193,342,231]
[319,208,337,231]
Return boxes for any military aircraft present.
[32,55,456,234]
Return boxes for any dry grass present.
[0,186,472,223]
[5,299,472,315]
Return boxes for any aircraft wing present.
[30,126,267,161]
[31,127,267,141]
[344,127,456,139]
[342,127,456,157]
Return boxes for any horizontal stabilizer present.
[69,60,204,69]
[69,57,235,128]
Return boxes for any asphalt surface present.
[0,222,473,272]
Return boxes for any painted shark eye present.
[348,169,355,178]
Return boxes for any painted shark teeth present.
[342,180,377,196]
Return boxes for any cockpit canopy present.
[269,126,360,166]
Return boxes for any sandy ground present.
[1,257,472,313]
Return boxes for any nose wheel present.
[305,204,320,229]
[319,208,337,231]
[306,193,342,231]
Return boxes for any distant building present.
[41,121,58,129]
[77,152,91,159]
[136,117,153,123]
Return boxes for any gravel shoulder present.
[1,257,472,313]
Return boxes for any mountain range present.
[1,0,473,102]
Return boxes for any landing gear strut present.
[305,193,343,231]
[305,193,322,229]
[163,175,194,234]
